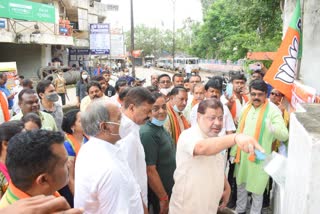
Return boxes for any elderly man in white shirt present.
[117,87,155,207]
[75,100,144,213]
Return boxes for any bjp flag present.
[264,0,302,101]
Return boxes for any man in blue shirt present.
[0,73,15,109]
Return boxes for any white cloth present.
[117,114,148,205]
[0,92,6,124]
[185,64,192,74]
[169,124,225,214]
[221,94,247,122]
[109,94,122,108]
[12,86,23,114]
[74,137,143,214]
[190,103,236,135]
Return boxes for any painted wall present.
[0,43,42,79]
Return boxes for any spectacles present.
[159,80,171,84]
[250,92,265,97]
[270,92,282,97]
[103,121,121,126]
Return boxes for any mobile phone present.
[225,83,233,98]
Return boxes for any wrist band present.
[159,195,169,201]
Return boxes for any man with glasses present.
[230,80,288,214]
[164,87,190,145]
[158,74,172,96]
[169,98,265,214]
[75,100,145,213]
[269,88,290,154]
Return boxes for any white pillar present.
[283,105,320,213]
[41,45,52,67]
[299,0,320,93]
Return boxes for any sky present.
[102,0,203,31]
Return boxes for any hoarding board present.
[0,0,55,23]
[89,23,110,55]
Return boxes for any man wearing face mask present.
[36,80,63,131]
[75,101,145,213]
[164,86,190,145]
[117,87,155,209]
[158,74,172,97]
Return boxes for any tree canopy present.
[125,0,283,61]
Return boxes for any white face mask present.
[15,80,20,85]
[159,88,172,96]
[82,74,88,80]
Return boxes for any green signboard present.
[0,0,55,23]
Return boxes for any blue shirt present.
[0,85,13,109]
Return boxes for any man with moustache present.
[150,74,159,90]
[221,73,249,126]
[80,81,110,112]
[117,87,155,208]
[190,77,235,136]
[231,80,289,214]
[164,86,190,145]
[11,89,57,131]
[169,99,265,214]
[172,73,184,87]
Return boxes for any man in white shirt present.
[118,87,155,207]
[75,100,145,213]
[169,99,265,214]
[190,77,236,136]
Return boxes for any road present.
[65,66,219,107]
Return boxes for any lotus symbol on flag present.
[274,36,299,84]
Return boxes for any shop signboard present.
[0,0,55,23]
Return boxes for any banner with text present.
[0,0,55,23]
[90,24,110,55]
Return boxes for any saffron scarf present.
[230,94,249,120]
[191,98,199,108]
[167,103,190,144]
[0,92,10,122]
[234,100,269,163]
[0,181,60,208]
[65,133,89,157]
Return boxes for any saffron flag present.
[264,0,302,101]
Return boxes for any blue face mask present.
[151,117,167,127]
[173,105,181,113]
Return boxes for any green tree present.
[191,0,283,61]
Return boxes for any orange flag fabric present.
[263,0,302,102]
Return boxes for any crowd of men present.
[0,65,289,214]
